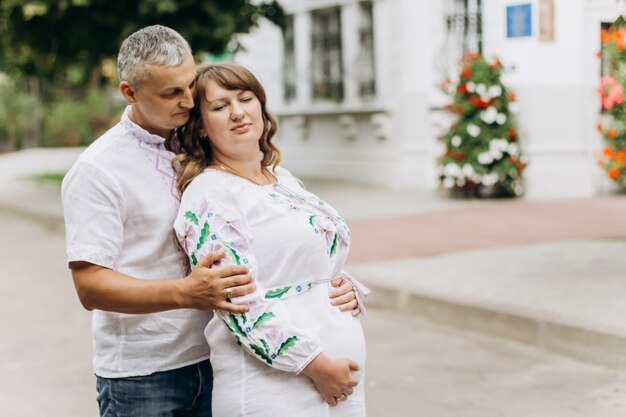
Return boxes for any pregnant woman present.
[173,62,369,417]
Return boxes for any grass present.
[30,172,66,184]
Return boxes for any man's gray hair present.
[117,25,192,88]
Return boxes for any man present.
[62,25,360,416]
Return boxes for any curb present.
[362,280,626,369]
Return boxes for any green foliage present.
[0,77,42,150]
[438,53,526,198]
[42,86,123,146]
[0,0,285,84]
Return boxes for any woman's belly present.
[206,284,365,416]
[206,283,366,386]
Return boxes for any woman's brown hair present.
[172,62,280,194]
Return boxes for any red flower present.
[507,128,517,139]
[608,168,620,179]
[507,90,516,102]
[454,153,465,161]
[457,84,468,94]
[454,105,464,114]
[601,29,609,42]
[596,122,604,133]
[461,67,471,79]
[608,128,617,138]
[464,51,480,61]
[469,96,491,108]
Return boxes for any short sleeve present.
[174,176,322,373]
[62,162,126,269]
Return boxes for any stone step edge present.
[364,282,626,369]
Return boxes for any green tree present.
[0,0,284,149]
[0,0,285,85]
[438,52,526,198]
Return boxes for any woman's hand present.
[301,353,360,405]
[329,277,360,317]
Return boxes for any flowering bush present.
[597,24,626,185]
[438,52,526,198]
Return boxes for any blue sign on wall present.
[507,4,532,38]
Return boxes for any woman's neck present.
[211,155,274,186]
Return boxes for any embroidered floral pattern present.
[268,183,350,257]
[264,281,314,299]
[176,197,303,370]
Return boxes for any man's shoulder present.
[62,123,133,189]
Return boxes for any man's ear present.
[119,81,137,104]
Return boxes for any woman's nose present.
[230,104,244,120]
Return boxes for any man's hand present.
[178,250,255,313]
[70,250,255,314]
[329,277,360,317]
[302,353,360,406]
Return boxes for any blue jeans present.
[96,359,213,417]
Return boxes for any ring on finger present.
[225,287,232,298]
[336,393,348,402]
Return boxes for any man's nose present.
[180,88,194,109]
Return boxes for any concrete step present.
[349,239,626,369]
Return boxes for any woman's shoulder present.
[182,169,242,200]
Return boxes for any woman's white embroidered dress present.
[173,167,366,417]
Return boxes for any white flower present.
[466,82,476,92]
[488,85,502,98]
[490,150,503,160]
[456,177,466,187]
[477,152,493,165]
[480,107,498,124]
[451,135,462,147]
[476,84,487,96]
[443,177,456,188]
[496,113,507,125]
[489,139,509,153]
[508,143,519,156]
[462,164,475,177]
[481,173,499,186]
[467,124,481,137]
[443,163,462,177]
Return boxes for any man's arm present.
[70,250,255,314]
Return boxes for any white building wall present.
[235,0,625,198]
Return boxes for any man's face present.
[125,55,197,138]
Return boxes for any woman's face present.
[199,79,264,161]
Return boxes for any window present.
[283,15,296,102]
[357,1,376,98]
[444,0,483,60]
[600,21,613,77]
[311,7,344,102]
